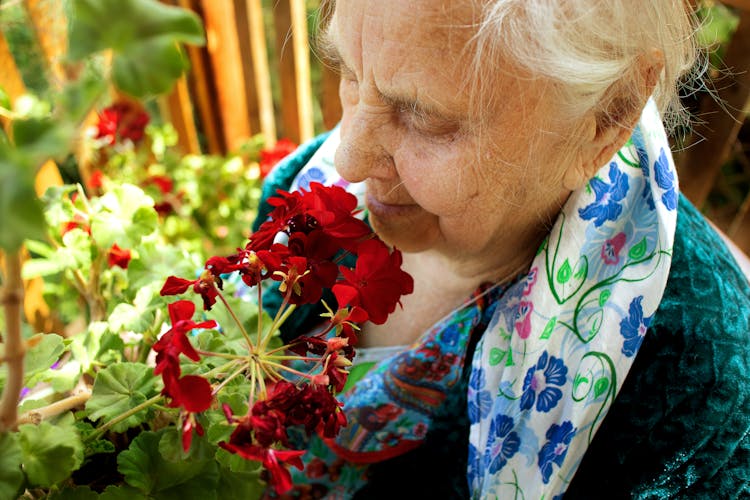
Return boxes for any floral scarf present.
[275,99,677,498]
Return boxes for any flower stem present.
[216,289,254,352]
[86,393,163,442]
[196,350,246,360]
[212,360,250,396]
[0,251,25,432]
[263,300,296,351]
[17,390,92,425]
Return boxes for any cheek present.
[393,140,482,213]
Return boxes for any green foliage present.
[85,363,158,433]
[18,416,84,487]
[0,433,24,500]
[69,0,205,97]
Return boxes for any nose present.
[335,105,396,183]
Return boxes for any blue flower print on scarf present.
[633,136,656,211]
[538,421,576,484]
[653,148,677,211]
[520,352,568,413]
[578,162,630,227]
[467,442,481,489]
[468,367,493,424]
[484,414,521,473]
[619,296,653,357]
[296,166,328,191]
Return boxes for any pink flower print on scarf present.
[601,232,627,265]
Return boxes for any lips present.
[365,193,420,219]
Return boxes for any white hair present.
[469,0,701,132]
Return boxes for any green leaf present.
[85,362,157,432]
[594,377,610,398]
[117,430,220,497]
[23,333,66,380]
[108,303,155,334]
[112,39,189,97]
[598,290,611,308]
[90,184,156,249]
[23,239,55,258]
[12,117,72,161]
[217,461,264,500]
[49,486,100,500]
[22,257,69,278]
[556,258,572,284]
[573,373,588,392]
[100,485,148,500]
[18,419,84,487]
[70,321,125,373]
[69,0,205,97]
[539,316,557,340]
[0,433,24,500]
[489,347,505,366]
[0,85,10,111]
[628,237,648,261]
[0,155,46,252]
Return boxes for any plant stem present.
[211,360,250,396]
[263,299,296,351]
[17,390,92,425]
[216,289,254,351]
[86,393,163,442]
[0,251,25,432]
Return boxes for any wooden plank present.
[233,0,262,139]
[200,0,253,152]
[0,32,27,130]
[320,63,341,130]
[177,0,225,154]
[678,9,750,206]
[160,75,201,154]
[316,0,342,130]
[273,0,314,143]
[245,0,276,147]
[273,1,300,143]
[722,0,750,11]
[23,0,67,86]
[290,0,313,142]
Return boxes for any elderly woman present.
[254,0,750,497]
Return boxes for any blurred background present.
[1,0,749,254]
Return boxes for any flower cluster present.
[156,182,413,494]
[94,100,150,146]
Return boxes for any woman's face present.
[329,0,578,276]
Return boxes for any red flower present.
[160,269,221,310]
[144,175,174,194]
[219,440,304,495]
[95,101,150,146]
[88,169,105,190]
[259,138,297,179]
[107,243,131,269]
[181,412,205,453]
[152,300,216,382]
[171,374,213,413]
[333,239,414,324]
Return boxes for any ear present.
[563,49,665,191]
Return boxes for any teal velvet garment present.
[253,133,750,498]
[566,195,750,499]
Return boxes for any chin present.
[369,214,437,253]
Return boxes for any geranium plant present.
[0,0,414,498]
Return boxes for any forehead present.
[329,0,479,107]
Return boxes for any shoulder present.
[567,194,750,498]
